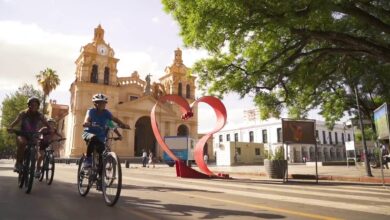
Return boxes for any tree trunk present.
[42,94,47,115]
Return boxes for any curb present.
[219,171,390,184]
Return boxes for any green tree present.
[36,68,61,114]
[163,0,390,128]
[0,84,42,153]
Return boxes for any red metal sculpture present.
[151,95,227,177]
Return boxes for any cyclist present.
[82,93,129,175]
[36,118,63,177]
[7,97,52,172]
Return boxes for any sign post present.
[282,119,317,183]
[374,103,390,186]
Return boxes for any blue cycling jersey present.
[83,108,113,142]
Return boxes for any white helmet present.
[92,93,108,103]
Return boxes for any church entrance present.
[134,116,156,157]
[177,124,189,136]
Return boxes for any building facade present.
[63,25,201,159]
[213,118,374,163]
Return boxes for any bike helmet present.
[92,93,108,103]
[47,118,56,124]
[27,97,40,106]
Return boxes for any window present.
[255,148,260,156]
[129,95,138,101]
[104,67,110,85]
[234,133,238,142]
[277,128,282,142]
[322,131,327,144]
[249,131,254,143]
[328,131,332,144]
[178,83,182,96]
[347,133,351,142]
[262,129,268,143]
[186,84,191,98]
[226,134,230,141]
[335,132,338,144]
[219,135,223,142]
[91,64,98,83]
[342,133,345,144]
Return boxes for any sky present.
[0,0,329,132]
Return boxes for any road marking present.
[122,176,390,216]
[173,191,342,220]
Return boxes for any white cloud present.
[152,16,160,23]
[0,21,88,92]
[115,50,161,79]
[181,48,209,67]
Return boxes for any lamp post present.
[354,86,373,177]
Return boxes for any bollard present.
[76,159,79,165]
[125,160,130,168]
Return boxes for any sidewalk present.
[207,163,390,184]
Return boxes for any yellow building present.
[64,25,199,159]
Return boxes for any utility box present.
[163,136,195,166]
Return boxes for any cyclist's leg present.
[94,139,105,177]
[37,142,47,170]
[15,136,27,170]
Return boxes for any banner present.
[282,119,316,144]
[345,141,355,151]
[374,103,390,140]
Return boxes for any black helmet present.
[27,97,40,106]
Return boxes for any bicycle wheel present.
[102,154,122,206]
[45,154,55,185]
[38,155,47,182]
[77,155,91,196]
[18,148,29,188]
[25,148,36,194]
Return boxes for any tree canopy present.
[0,84,42,154]
[162,0,390,128]
[36,68,60,114]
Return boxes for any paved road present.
[1,159,390,220]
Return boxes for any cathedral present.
[62,25,201,159]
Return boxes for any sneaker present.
[34,170,41,178]
[13,163,22,173]
[83,156,92,168]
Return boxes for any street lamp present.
[354,86,373,177]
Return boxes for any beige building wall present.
[64,25,198,159]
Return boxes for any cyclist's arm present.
[55,130,63,138]
[7,113,23,131]
[82,110,92,127]
[41,116,53,133]
[112,116,130,129]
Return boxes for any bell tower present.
[159,48,196,100]
[74,24,119,86]
[66,25,121,157]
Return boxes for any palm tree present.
[36,68,61,114]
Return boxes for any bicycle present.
[38,138,66,185]
[77,125,127,206]
[11,130,41,194]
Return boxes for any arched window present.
[186,84,191,98]
[91,65,98,83]
[177,124,188,136]
[104,67,110,85]
[178,83,182,96]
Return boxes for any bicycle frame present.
[13,130,40,194]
